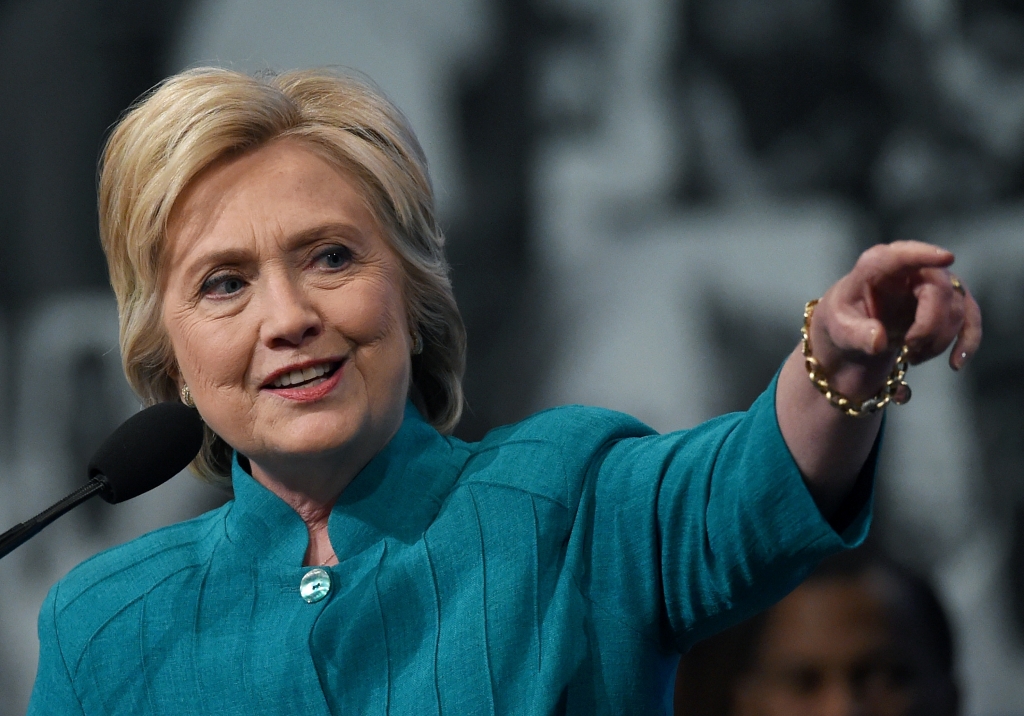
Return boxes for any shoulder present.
[454,405,657,504]
[44,504,229,655]
[56,503,229,601]
[478,404,656,451]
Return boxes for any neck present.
[249,452,359,513]
[249,459,347,567]
[244,415,405,567]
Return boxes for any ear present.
[166,362,182,385]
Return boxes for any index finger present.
[853,241,956,282]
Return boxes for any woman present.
[29,68,980,714]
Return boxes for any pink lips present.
[262,360,345,403]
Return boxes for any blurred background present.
[0,0,1022,713]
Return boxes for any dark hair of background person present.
[673,548,957,716]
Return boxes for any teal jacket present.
[29,378,871,715]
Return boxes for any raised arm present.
[776,240,983,516]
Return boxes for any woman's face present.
[161,139,412,478]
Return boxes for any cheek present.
[164,306,253,391]
[329,272,407,344]
[334,273,411,402]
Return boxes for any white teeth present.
[271,363,331,388]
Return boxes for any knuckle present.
[970,297,983,318]
[857,244,885,267]
[950,302,966,325]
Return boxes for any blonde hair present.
[99,67,466,486]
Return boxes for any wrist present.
[808,300,898,399]
[803,299,910,415]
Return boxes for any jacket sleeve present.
[28,581,87,716]
[571,369,874,653]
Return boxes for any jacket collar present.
[224,401,463,566]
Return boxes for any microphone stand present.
[0,478,105,560]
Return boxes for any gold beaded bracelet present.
[802,299,911,418]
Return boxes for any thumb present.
[825,303,890,356]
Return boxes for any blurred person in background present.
[674,549,959,716]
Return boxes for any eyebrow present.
[285,221,370,248]
[183,247,254,280]
[182,221,371,276]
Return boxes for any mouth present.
[263,359,344,391]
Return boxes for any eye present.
[201,273,247,298]
[313,245,352,270]
[784,667,823,696]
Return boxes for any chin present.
[271,413,365,456]
[266,403,397,460]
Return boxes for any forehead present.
[756,578,890,663]
[164,139,383,262]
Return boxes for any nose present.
[259,271,322,348]
[819,681,864,716]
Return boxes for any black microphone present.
[0,402,204,560]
